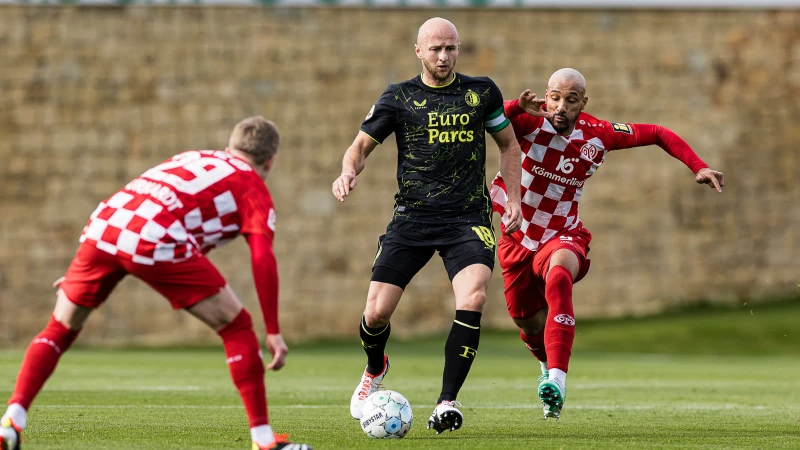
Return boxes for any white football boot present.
[349,355,390,419]
[427,400,463,434]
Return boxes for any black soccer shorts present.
[370,222,496,289]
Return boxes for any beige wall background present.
[0,7,797,346]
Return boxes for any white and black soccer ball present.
[359,390,413,439]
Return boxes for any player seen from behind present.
[0,117,311,450]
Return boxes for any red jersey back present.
[80,150,275,265]
[491,105,631,252]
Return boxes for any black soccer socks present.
[438,309,482,403]
[360,315,391,376]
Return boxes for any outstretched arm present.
[490,125,523,234]
[245,232,287,371]
[611,123,724,192]
[332,131,379,202]
[504,90,551,135]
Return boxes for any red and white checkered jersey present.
[492,102,637,252]
[80,150,276,265]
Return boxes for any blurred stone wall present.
[0,7,797,346]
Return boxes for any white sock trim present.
[540,361,548,373]
[2,403,27,430]
[548,368,567,392]
[251,424,274,446]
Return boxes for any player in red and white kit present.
[490,69,724,420]
[0,117,311,450]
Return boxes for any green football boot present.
[538,379,566,420]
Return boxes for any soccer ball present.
[359,390,413,439]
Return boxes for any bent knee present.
[513,308,548,336]
[363,308,391,328]
[458,291,487,312]
[216,309,255,339]
[517,323,543,336]
[53,290,93,330]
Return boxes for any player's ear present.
[414,44,422,60]
[263,154,277,173]
[581,96,588,111]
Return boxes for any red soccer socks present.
[544,266,575,373]
[218,309,268,428]
[9,316,81,410]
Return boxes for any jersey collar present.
[543,117,585,140]
[225,149,257,170]
[420,72,457,88]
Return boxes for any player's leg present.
[532,228,591,420]
[513,308,550,377]
[189,287,309,450]
[0,291,93,450]
[441,263,491,402]
[498,234,549,377]
[361,281,402,376]
[349,281,400,419]
[428,230,495,434]
[2,244,123,449]
[535,249,579,419]
[350,236,434,419]
[186,286,278,448]
[134,256,308,450]
[426,263,491,434]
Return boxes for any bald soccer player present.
[491,68,724,420]
[332,17,524,434]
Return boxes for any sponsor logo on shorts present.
[226,354,243,364]
[362,411,384,428]
[554,314,575,326]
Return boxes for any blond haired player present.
[0,118,311,450]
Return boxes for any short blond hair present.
[228,116,280,165]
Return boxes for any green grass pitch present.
[1,301,798,449]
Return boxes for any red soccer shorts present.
[498,226,592,320]
[60,244,227,310]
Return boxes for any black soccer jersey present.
[360,73,510,225]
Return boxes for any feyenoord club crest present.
[580,143,598,160]
[465,90,480,107]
